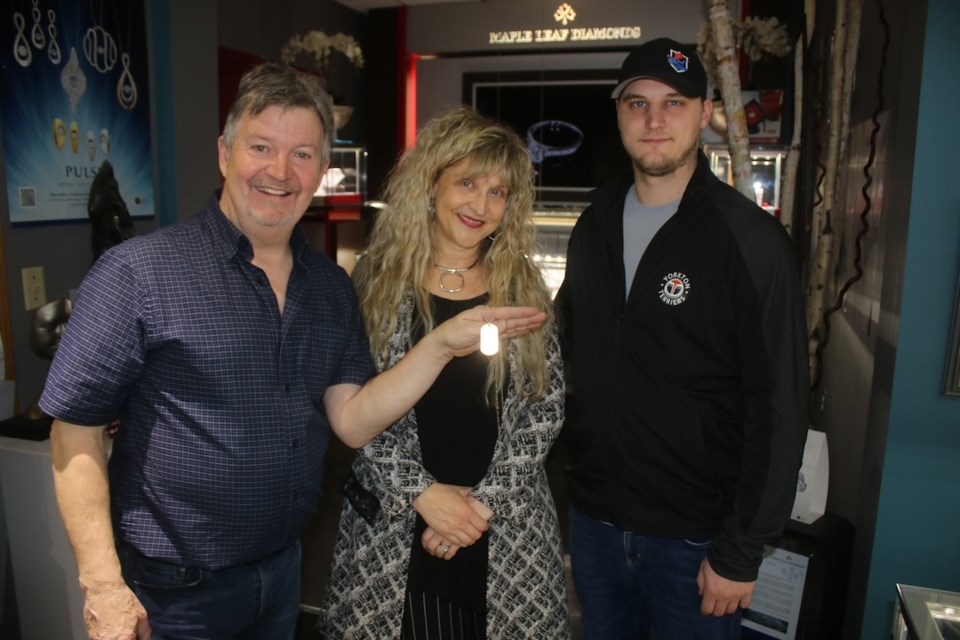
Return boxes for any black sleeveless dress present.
[401,294,499,640]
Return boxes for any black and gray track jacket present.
[555,150,809,582]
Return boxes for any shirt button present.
[284,383,291,393]
[292,440,299,449]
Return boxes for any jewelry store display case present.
[315,145,367,199]
[703,145,787,217]
[304,144,367,265]
[894,584,960,640]
[705,146,788,217]
[531,207,580,299]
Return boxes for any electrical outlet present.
[21,266,47,311]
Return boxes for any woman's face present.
[431,157,508,257]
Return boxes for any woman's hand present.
[422,526,461,560]
[465,494,493,521]
[420,493,494,560]
[325,306,546,449]
[431,305,546,358]
[412,483,488,548]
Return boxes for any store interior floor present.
[295,437,583,639]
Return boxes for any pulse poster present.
[1,0,154,224]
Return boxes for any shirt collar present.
[203,191,310,264]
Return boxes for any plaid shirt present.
[41,196,374,569]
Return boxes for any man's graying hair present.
[222,63,335,164]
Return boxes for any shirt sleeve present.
[709,216,810,582]
[39,246,147,426]
[334,280,377,387]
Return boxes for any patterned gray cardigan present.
[319,295,571,639]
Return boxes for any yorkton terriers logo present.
[659,272,691,305]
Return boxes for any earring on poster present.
[480,306,499,356]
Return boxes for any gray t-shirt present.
[623,186,680,295]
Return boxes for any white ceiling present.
[333,0,477,13]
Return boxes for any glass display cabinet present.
[314,145,367,198]
[531,207,580,299]
[304,144,367,265]
[705,146,788,218]
[895,584,960,640]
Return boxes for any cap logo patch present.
[660,271,691,305]
[668,49,690,74]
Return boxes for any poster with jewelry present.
[1,0,153,224]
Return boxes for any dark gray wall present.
[165,1,221,222]
[219,0,367,142]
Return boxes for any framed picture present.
[464,69,629,207]
[945,275,960,397]
[0,0,154,224]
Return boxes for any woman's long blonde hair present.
[353,106,552,401]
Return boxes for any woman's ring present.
[440,544,450,553]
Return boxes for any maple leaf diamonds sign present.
[489,3,641,45]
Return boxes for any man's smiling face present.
[217,104,328,235]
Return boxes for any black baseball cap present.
[611,37,708,100]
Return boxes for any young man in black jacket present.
[555,38,809,639]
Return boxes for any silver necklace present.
[433,258,479,293]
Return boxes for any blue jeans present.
[570,505,741,640]
[119,543,301,639]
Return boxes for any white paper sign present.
[742,546,810,639]
[790,429,829,524]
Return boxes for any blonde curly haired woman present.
[320,106,570,639]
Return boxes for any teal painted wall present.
[860,0,960,636]
[148,0,177,228]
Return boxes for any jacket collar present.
[590,149,715,238]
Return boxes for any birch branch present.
[707,0,754,198]
[779,32,804,236]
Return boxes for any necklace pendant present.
[438,271,465,294]
[480,322,499,356]
[61,48,87,113]
[434,257,479,294]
